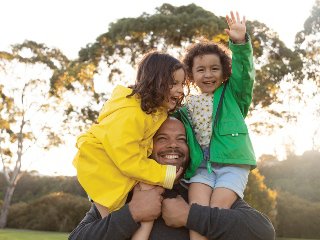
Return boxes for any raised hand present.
[225,11,246,44]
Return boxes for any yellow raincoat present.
[73,85,176,212]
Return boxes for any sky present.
[0,0,316,59]
[0,0,317,176]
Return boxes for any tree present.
[49,3,301,126]
[244,169,277,224]
[294,0,320,151]
[0,41,69,228]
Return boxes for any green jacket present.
[174,39,256,179]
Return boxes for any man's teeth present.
[163,155,178,159]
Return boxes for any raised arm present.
[225,11,255,117]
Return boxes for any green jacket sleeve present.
[228,34,255,118]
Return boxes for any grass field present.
[0,229,69,240]
[0,228,319,240]
[279,239,320,240]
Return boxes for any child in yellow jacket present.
[73,50,186,239]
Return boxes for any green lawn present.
[278,238,320,240]
[0,229,69,240]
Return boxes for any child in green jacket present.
[174,11,257,240]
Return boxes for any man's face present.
[151,118,189,172]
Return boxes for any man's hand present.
[129,185,164,222]
[162,195,190,228]
[225,11,246,44]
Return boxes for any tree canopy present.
[45,4,304,125]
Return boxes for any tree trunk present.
[0,183,16,228]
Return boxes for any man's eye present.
[178,138,186,142]
[157,137,167,141]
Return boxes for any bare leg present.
[189,182,212,240]
[131,182,155,240]
[95,202,109,218]
[131,221,154,240]
[210,187,237,209]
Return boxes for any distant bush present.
[276,191,320,239]
[244,169,277,224]
[259,151,320,202]
[7,192,91,232]
[0,172,87,204]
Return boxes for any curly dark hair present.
[183,39,232,83]
[127,50,186,114]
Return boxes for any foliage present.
[276,192,320,239]
[258,150,320,238]
[46,3,302,126]
[259,151,320,202]
[7,192,90,232]
[0,42,70,227]
[295,0,320,84]
[248,0,320,150]
[244,169,277,223]
[0,172,86,203]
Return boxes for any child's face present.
[163,68,185,111]
[192,54,224,94]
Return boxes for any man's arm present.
[162,196,275,240]
[69,186,164,240]
[68,204,139,240]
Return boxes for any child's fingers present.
[226,15,232,28]
[236,11,240,23]
[175,167,184,179]
[242,16,246,25]
[230,11,236,23]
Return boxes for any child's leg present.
[189,182,212,240]
[131,182,155,240]
[94,202,109,218]
[131,221,154,240]
[211,165,250,209]
[210,187,237,209]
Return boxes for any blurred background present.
[0,0,319,239]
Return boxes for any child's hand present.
[174,166,184,184]
[225,11,246,44]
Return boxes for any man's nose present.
[168,140,178,148]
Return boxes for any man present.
[69,117,275,240]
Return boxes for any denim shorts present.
[183,148,250,198]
